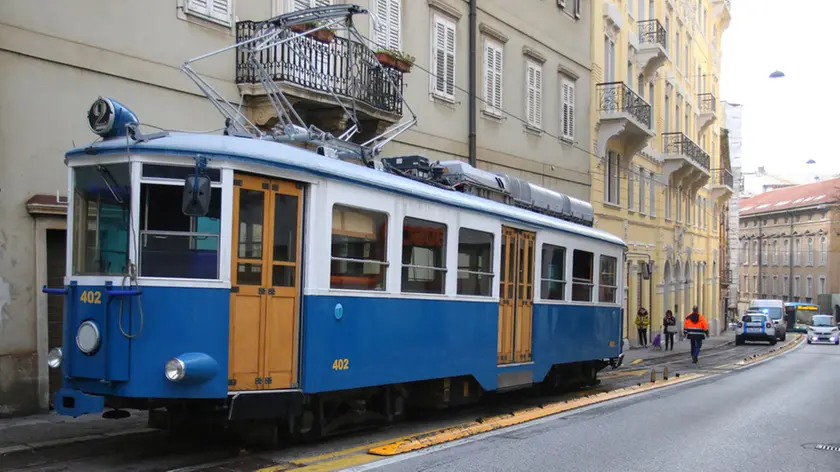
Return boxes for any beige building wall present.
[738,207,837,307]
[0,0,249,415]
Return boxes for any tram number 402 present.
[79,290,102,304]
[332,358,349,371]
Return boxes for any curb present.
[725,333,804,368]
[368,373,705,457]
[624,338,736,365]
[0,427,153,456]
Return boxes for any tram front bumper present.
[54,388,105,417]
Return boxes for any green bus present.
[784,302,821,332]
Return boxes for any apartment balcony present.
[235,21,403,141]
[636,20,668,75]
[720,269,732,288]
[711,168,734,201]
[595,82,655,158]
[712,0,732,30]
[661,132,711,192]
[697,93,718,133]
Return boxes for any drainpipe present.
[468,0,477,167]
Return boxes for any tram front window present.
[72,164,131,275]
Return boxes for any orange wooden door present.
[229,174,303,391]
[498,227,517,364]
[262,180,303,390]
[498,227,535,365]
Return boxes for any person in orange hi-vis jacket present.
[683,306,709,364]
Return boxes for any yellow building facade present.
[589,0,734,344]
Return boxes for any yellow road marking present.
[631,359,644,365]
[368,373,705,457]
[599,369,649,379]
[292,453,380,471]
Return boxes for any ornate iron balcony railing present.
[596,82,652,128]
[720,169,733,188]
[721,269,732,285]
[662,132,710,170]
[638,19,667,50]
[698,93,717,114]
[235,21,403,115]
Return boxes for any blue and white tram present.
[45,98,626,440]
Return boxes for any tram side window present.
[331,205,388,290]
[402,217,447,294]
[599,255,618,303]
[139,183,222,279]
[72,164,131,275]
[540,244,566,301]
[457,228,493,296]
[571,249,594,302]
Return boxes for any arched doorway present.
[663,260,672,321]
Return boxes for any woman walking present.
[663,310,677,351]
[635,307,650,348]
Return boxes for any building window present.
[783,275,789,296]
[628,166,636,211]
[807,237,814,266]
[771,240,778,265]
[605,151,620,205]
[794,276,800,297]
[762,240,768,266]
[604,37,615,82]
[819,276,826,295]
[483,38,503,116]
[639,168,646,214]
[599,255,618,303]
[806,276,813,299]
[649,172,657,217]
[794,238,801,265]
[401,217,447,294]
[821,236,828,265]
[187,0,232,25]
[741,243,748,265]
[676,187,682,221]
[772,275,778,296]
[627,62,633,90]
[140,182,222,279]
[753,241,758,266]
[457,228,493,296]
[664,93,670,131]
[431,13,457,100]
[331,205,388,290]
[675,32,680,70]
[560,75,576,140]
[540,244,566,300]
[525,59,543,128]
[783,239,790,266]
[292,0,331,10]
[665,185,672,219]
[761,275,767,295]
[571,250,594,302]
[373,0,401,51]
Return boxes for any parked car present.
[806,315,840,345]
[735,311,777,346]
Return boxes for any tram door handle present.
[258,287,266,294]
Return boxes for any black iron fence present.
[638,19,667,49]
[235,21,403,115]
[720,169,733,188]
[698,93,716,114]
[662,132,710,170]
[596,82,652,128]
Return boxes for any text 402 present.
[79,290,102,304]
[332,358,349,371]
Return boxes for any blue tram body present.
[48,99,627,436]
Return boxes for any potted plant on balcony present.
[375,49,414,73]
[289,21,335,44]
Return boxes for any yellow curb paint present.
[599,369,649,379]
[291,453,380,471]
[631,359,644,365]
[368,373,704,457]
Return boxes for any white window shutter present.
[374,0,400,51]
[209,0,231,23]
[444,20,456,98]
[526,65,535,125]
[387,0,401,51]
[561,78,575,139]
[534,66,542,128]
[484,41,495,110]
[292,0,311,11]
[315,0,330,6]
[526,61,541,128]
[188,0,210,16]
[493,47,503,110]
[374,0,389,46]
[432,18,447,96]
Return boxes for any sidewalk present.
[0,409,150,454]
[622,330,736,366]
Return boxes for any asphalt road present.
[359,341,840,472]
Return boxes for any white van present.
[747,299,787,341]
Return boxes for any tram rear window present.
[540,244,566,301]
[401,217,447,295]
[571,250,594,302]
[457,228,493,296]
[139,183,221,279]
[330,205,388,291]
[598,255,617,303]
[72,164,131,276]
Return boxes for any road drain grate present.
[815,444,840,453]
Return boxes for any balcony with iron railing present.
[720,268,732,287]
[636,19,668,75]
[697,93,718,132]
[235,20,403,131]
[594,82,655,158]
[711,168,734,201]
[661,132,711,191]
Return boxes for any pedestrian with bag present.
[635,307,651,348]
[663,310,677,351]
[683,305,709,363]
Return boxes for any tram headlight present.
[165,358,186,382]
[47,347,63,369]
[76,321,101,355]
